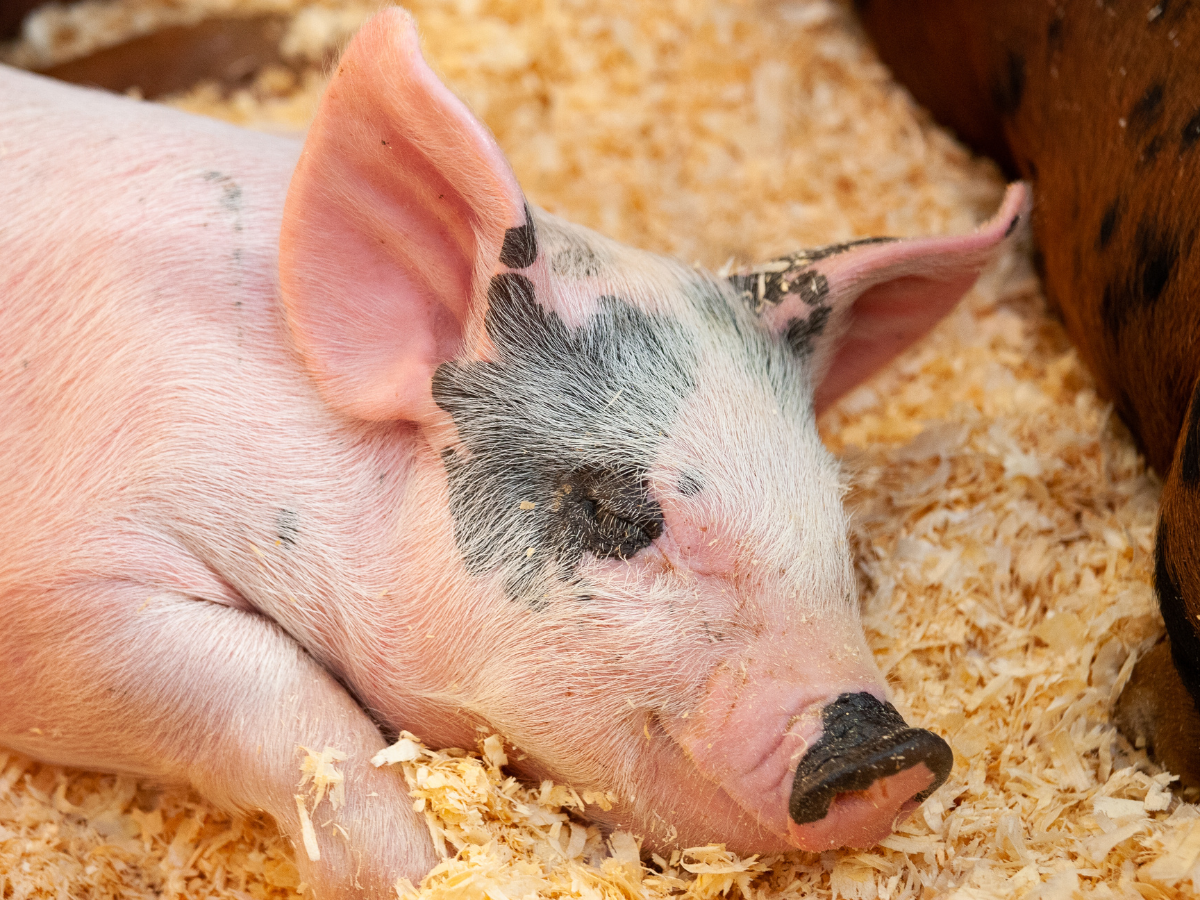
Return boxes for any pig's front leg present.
[0,585,437,898]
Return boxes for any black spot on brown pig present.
[990,50,1025,117]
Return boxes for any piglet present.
[0,9,1024,897]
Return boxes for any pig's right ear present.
[731,183,1028,415]
[279,9,534,423]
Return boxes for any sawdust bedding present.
[2,0,1197,897]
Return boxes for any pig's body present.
[857,0,1200,787]
[0,11,1024,897]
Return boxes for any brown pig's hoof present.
[1114,638,1200,789]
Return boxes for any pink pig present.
[0,9,1026,898]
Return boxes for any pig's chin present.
[499,729,796,856]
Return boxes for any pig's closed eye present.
[558,464,663,560]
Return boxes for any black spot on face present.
[1181,382,1200,486]
[276,508,299,547]
[1005,213,1021,238]
[1100,221,1179,334]
[432,272,695,605]
[1129,83,1165,137]
[1182,107,1200,152]
[1155,518,1200,710]
[556,464,663,560]
[990,51,1026,117]
[1098,199,1121,250]
[784,306,832,359]
[677,470,704,497]
[499,203,538,269]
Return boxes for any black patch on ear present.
[432,275,695,606]
[728,238,893,311]
[499,203,538,269]
[1182,383,1200,486]
[1182,107,1200,152]
[1097,199,1121,250]
[1155,518,1200,711]
[1099,221,1179,335]
[1129,83,1165,137]
[990,51,1026,117]
[784,306,832,359]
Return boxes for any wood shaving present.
[2,0,1196,897]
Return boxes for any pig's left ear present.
[279,9,537,423]
[733,183,1028,415]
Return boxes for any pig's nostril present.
[788,692,953,825]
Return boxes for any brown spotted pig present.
[858,0,1200,786]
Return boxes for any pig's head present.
[279,9,1027,856]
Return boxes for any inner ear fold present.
[734,183,1028,413]
[279,8,535,423]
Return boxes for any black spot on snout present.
[990,51,1026,117]
[499,203,538,269]
[789,693,952,825]
[432,273,696,606]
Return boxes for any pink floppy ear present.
[279,8,533,423]
[735,183,1028,414]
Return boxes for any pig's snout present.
[787,692,952,850]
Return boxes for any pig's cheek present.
[656,496,738,576]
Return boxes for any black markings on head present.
[727,237,893,313]
[276,508,299,547]
[1181,382,1200,487]
[1129,83,1165,137]
[1005,213,1021,238]
[1097,200,1121,250]
[990,51,1026,117]
[1182,108,1200,153]
[677,470,704,497]
[1154,518,1200,711]
[558,464,663,559]
[788,692,952,826]
[432,273,695,606]
[784,306,832,359]
[1100,221,1180,335]
[499,203,538,269]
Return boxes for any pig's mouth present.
[784,692,953,850]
